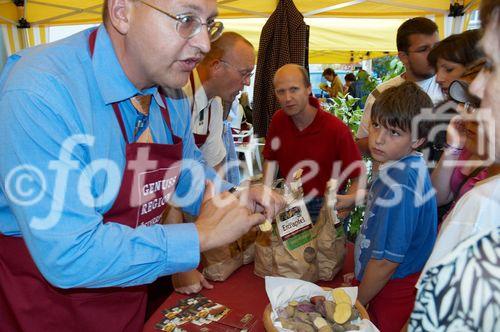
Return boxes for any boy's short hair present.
[397,17,438,52]
[371,81,433,139]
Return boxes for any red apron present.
[354,272,420,332]
[189,73,212,148]
[0,29,183,332]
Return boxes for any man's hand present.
[195,182,268,252]
[446,113,467,150]
[232,184,286,220]
[335,190,367,211]
[172,270,213,294]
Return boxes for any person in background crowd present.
[263,64,363,221]
[409,2,500,329]
[428,29,483,98]
[352,69,372,109]
[356,17,444,155]
[0,0,284,330]
[321,67,344,98]
[343,72,357,95]
[239,91,253,124]
[181,31,254,184]
[430,59,488,222]
[163,32,255,296]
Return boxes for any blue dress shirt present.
[0,25,230,288]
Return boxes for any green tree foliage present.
[372,56,405,82]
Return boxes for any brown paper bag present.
[240,228,258,265]
[181,211,245,282]
[201,241,243,281]
[313,203,346,281]
[254,178,346,282]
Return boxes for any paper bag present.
[254,178,346,282]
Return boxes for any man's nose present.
[190,26,211,54]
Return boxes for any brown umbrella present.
[252,0,309,137]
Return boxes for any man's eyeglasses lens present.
[220,60,254,80]
[177,15,224,41]
[139,1,224,42]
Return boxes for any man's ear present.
[398,51,409,67]
[107,0,133,35]
[211,58,222,70]
[411,137,426,150]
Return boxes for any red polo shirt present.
[263,97,362,196]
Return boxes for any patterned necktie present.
[131,95,153,143]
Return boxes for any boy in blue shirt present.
[354,82,437,331]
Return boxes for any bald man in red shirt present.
[263,64,363,220]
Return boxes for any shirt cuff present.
[163,223,200,274]
[372,249,405,263]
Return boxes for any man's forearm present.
[358,258,399,305]
[263,160,278,186]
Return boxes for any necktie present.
[131,95,153,143]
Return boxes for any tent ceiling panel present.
[0,2,18,25]
[25,1,102,25]
[0,1,479,25]
[222,17,401,63]
[0,0,479,63]
[218,0,456,18]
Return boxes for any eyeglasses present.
[406,45,433,54]
[139,0,224,42]
[219,59,254,81]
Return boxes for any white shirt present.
[356,74,444,139]
[417,175,500,287]
[182,69,226,167]
[228,98,244,130]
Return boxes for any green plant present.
[372,55,405,82]
[323,93,363,135]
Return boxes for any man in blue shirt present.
[0,0,284,330]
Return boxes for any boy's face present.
[368,121,422,163]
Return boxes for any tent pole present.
[304,0,367,17]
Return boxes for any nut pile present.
[277,289,361,332]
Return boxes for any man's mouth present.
[178,57,202,71]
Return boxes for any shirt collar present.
[91,25,157,105]
[379,151,423,170]
[184,69,211,113]
[289,96,323,135]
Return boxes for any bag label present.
[276,203,313,244]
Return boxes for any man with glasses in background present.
[163,31,255,296]
[0,0,284,331]
[356,17,444,155]
[181,32,255,181]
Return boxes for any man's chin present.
[418,71,435,80]
[162,73,190,90]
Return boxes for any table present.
[143,243,354,331]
